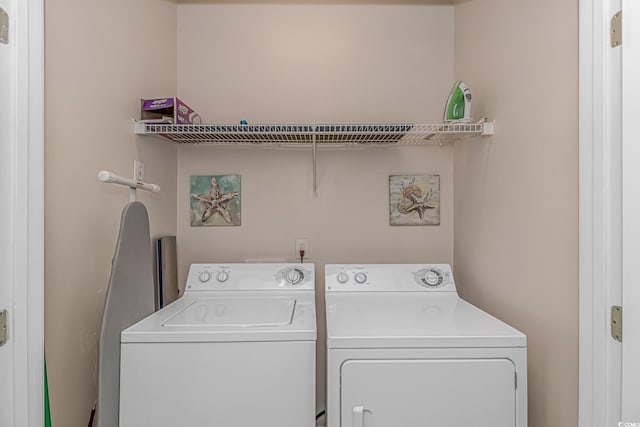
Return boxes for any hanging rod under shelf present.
[134,121,494,146]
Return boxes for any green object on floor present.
[45,359,51,427]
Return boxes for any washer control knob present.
[285,268,304,285]
[198,271,211,283]
[336,272,349,284]
[354,272,367,284]
[216,271,229,283]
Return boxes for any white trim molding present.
[12,0,44,425]
[578,0,597,422]
[621,0,640,418]
[579,0,623,426]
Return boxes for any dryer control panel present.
[325,264,456,292]
[186,263,315,292]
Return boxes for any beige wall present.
[453,0,579,426]
[177,3,454,123]
[44,0,178,425]
[176,3,455,411]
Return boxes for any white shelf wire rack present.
[134,122,494,146]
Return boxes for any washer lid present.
[325,293,525,349]
[163,297,295,327]
[121,292,316,343]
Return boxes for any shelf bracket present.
[481,121,495,136]
[312,126,318,197]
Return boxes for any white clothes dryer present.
[119,263,316,427]
[325,264,527,427]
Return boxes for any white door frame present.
[621,0,640,419]
[579,0,624,426]
[6,0,635,425]
[9,0,44,425]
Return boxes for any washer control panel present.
[186,263,315,292]
[325,264,455,292]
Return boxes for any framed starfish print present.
[389,174,440,226]
[190,175,241,226]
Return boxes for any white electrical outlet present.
[295,238,309,259]
[134,160,144,181]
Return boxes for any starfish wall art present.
[190,175,241,226]
[389,175,440,226]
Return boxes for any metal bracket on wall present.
[311,126,318,198]
[0,8,8,45]
[611,11,622,47]
[0,310,7,346]
[611,305,622,342]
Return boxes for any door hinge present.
[0,310,7,347]
[611,305,622,342]
[0,8,8,45]
[611,11,622,47]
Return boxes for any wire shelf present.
[134,122,493,146]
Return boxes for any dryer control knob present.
[354,272,367,284]
[198,271,211,283]
[216,271,229,283]
[336,272,349,284]
[418,269,443,287]
[286,268,304,285]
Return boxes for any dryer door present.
[341,359,516,427]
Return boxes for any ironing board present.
[97,202,155,427]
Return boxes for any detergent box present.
[140,97,200,124]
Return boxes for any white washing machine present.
[325,264,527,427]
[119,263,316,427]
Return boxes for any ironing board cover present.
[97,202,155,427]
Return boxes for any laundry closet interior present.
[44,0,578,426]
